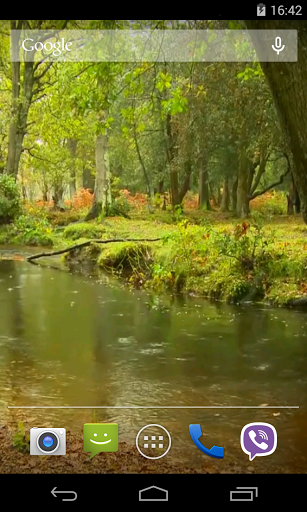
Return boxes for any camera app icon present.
[30,427,66,456]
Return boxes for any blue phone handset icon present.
[189,424,224,459]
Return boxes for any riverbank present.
[1,211,307,307]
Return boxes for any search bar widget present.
[10,29,298,63]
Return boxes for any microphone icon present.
[272,36,285,55]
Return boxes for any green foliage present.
[63,222,107,240]
[110,176,121,198]
[263,249,307,281]
[213,221,275,271]
[237,65,263,80]
[151,262,181,292]
[13,214,54,246]
[0,225,12,244]
[172,204,184,222]
[0,175,21,224]
[186,263,252,302]
[12,422,30,453]
[153,194,163,208]
[105,196,131,218]
[266,280,304,305]
[151,220,275,301]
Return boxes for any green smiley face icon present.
[83,423,118,459]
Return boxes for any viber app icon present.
[240,422,277,461]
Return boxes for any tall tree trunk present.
[295,189,301,214]
[217,184,222,207]
[287,193,294,215]
[133,124,153,213]
[292,171,301,214]
[178,160,192,204]
[236,149,250,217]
[93,133,105,217]
[53,184,64,210]
[85,129,112,220]
[7,23,35,178]
[67,138,77,199]
[170,166,180,207]
[95,132,112,216]
[198,167,211,210]
[244,20,307,224]
[232,178,238,212]
[288,172,297,215]
[165,113,180,207]
[158,180,164,194]
[221,177,230,212]
[209,182,217,207]
[6,22,21,177]
[82,167,95,192]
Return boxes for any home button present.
[139,485,168,501]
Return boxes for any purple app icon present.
[240,422,277,461]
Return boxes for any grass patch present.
[265,280,305,305]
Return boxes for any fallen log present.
[27,238,162,262]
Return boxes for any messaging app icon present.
[240,422,277,461]
[83,423,118,459]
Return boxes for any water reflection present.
[0,260,306,471]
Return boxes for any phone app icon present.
[189,424,224,459]
[240,422,277,461]
[83,423,118,459]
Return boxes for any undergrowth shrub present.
[12,422,30,453]
[13,214,54,246]
[0,175,21,224]
[105,194,131,218]
[151,219,278,301]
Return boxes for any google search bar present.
[10,30,298,63]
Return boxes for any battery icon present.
[257,3,266,16]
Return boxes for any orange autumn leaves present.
[233,222,249,238]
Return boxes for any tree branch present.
[27,238,162,262]
[33,62,53,82]
[27,149,61,165]
[249,153,291,200]
[250,152,269,196]
[21,145,36,153]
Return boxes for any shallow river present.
[0,257,307,472]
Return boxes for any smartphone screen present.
[0,9,305,506]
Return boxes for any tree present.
[6,20,69,179]
[244,20,307,223]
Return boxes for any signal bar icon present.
[257,3,266,16]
